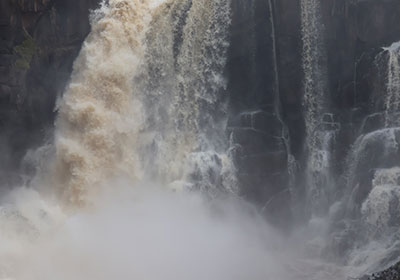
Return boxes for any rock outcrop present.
[0,0,100,183]
[365,262,400,280]
[227,0,400,225]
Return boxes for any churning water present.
[0,0,245,279]
[0,1,275,279]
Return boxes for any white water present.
[0,0,246,279]
[300,0,337,217]
[383,41,400,127]
[0,0,338,279]
[297,2,400,276]
[334,128,400,274]
[135,0,237,194]
[343,165,400,274]
[363,167,400,237]
[2,0,351,279]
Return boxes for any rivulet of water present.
[383,42,400,127]
[300,0,337,217]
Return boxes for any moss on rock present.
[14,35,37,70]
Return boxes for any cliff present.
[0,0,99,183]
[1,0,400,228]
[227,0,400,224]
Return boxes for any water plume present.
[0,0,250,279]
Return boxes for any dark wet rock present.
[360,113,386,135]
[227,0,400,218]
[365,262,400,280]
[344,128,400,215]
[0,0,101,173]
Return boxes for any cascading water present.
[51,0,152,203]
[0,1,254,279]
[134,0,237,194]
[0,1,344,278]
[336,42,400,271]
[50,0,236,204]
[323,41,400,275]
[383,42,400,128]
[293,1,400,276]
[332,127,400,274]
[300,0,338,217]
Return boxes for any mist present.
[0,182,297,280]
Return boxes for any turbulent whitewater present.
[0,0,245,279]
[43,0,237,205]
[52,0,152,203]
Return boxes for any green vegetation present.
[14,34,37,70]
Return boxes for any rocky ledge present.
[362,262,400,280]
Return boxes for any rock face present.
[227,0,293,226]
[227,0,400,224]
[0,0,100,182]
[366,261,400,280]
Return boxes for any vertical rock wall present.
[0,0,100,182]
[227,0,400,223]
[1,0,400,221]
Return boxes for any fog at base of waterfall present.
[0,181,389,280]
[2,181,398,280]
[0,183,286,280]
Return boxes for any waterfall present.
[344,40,400,226]
[327,41,400,274]
[136,0,237,195]
[47,0,236,204]
[384,42,400,128]
[300,0,337,217]
[329,127,400,273]
[52,0,152,203]
[3,0,399,279]
[0,1,251,279]
[345,128,400,214]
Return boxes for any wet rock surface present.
[0,0,100,177]
[227,0,400,223]
[366,262,400,280]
